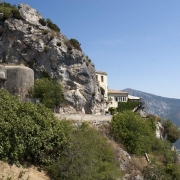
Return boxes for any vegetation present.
[56,42,61,46]
[163,119,180,143]
[117,101,141,112]
[100,86,105,95]
[0,2,21,21]
[0,90,122,179]
[110,110,180,178]
[44,46,49,53]
[46,18,60,32]
[110,111,156,155]
[65,40,72,51]
[69,38,82,51]
[47,123,122,180]
[28,78,64,109]
[39,18,47,26]
[0,89,68,166]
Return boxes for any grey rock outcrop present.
[0,4,102,113]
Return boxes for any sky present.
[4,0,180,98]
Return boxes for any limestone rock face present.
[0,4,102,114]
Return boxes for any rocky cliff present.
[0,4,103,114]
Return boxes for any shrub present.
[117,101,141,112]
[28,78,64,109]
[0,89,69,166]
[163,119,180,143]
[56,42,61,46]
[100,87,105,95]
[110,111,156,155]
[46,18,60,32]
[44,46,49,53]
[69,38,82,51]
[11,9,21,19]
[50,35,54,40]
[47,124,122,180]
[39,18,47,26]
[65,40,72,51]
[0,2,21,21]
[42,30,48,35]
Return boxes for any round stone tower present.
[5,66,34,100]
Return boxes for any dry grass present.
[0,161,50,180]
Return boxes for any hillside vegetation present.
[111,110,180,179]
[0,89,122,180]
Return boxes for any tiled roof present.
[108,89,128,94]
[96,70,107,75]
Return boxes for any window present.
[101,76,103,82]
[96,75,98,80]
[115,97,118,101]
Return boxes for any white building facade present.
[96,71,108,100]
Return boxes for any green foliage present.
[0,89,69,166]
[42,30,48,35]
[10,9,21,19]
[39,18,47,26]
[47,124,122,180]
[100,87,105,95]
[28,78,64,109]
[56,42,61,46]
[46,18,60,32]
[163,119,180,143]
[65,40,72,51]
[108,107,117,115]
[69,38,82,51]
[44,46,49,53]
[143,161,171,180]
[110,111,157,155]
[0,2,21,21]
[117,101,141,112]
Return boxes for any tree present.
[163,119,180,143]
[28,78,64,109]
[110,111,156,155]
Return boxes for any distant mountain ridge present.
[123,88,180,126]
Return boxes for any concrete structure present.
[55,113,112,122]
[108,89,129,108]
[128,95,141,101]
[0,65,34,100]
[96,71,108,100]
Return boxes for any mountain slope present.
[123,88,180,126]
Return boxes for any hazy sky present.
[5,0,180,98]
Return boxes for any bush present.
[65,40,72,51]
[28,78,64,109]
[39,18,47,26]
[44,46,49,53]
[0,89,69,165]
[11,9,21,19]
[163,119,180,143]
[117,101,141,112]
[42,30,48,35]
[69,38,82,51]
[56,42,61,46]
[100,87,105,95]
[0,2,21,21]
[47,123,122,180]
[46,18,60,32]
[110,111,156,155]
